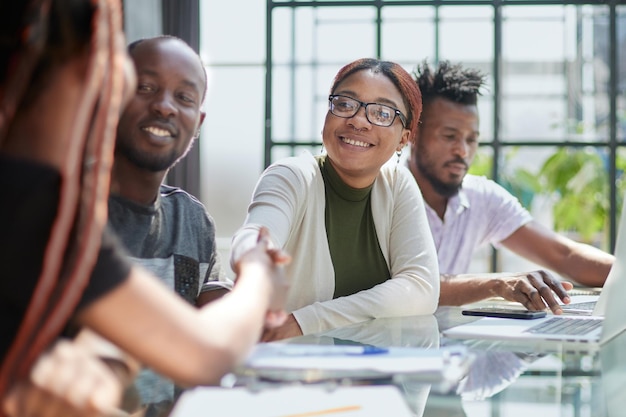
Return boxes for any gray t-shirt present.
[108,184,231,408]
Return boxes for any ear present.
[399,128,411,149]
[195,111,206,138]
[199,111,206,127]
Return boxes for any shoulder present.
[377,163,420,193]
[262,151,321,186]
[462,174,498,189]
[268,151,317,172]
[160,184,203,206]
[462,174,514,199]
[462,174,530,219]
[159,184,213,222]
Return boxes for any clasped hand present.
[234,227,291,330]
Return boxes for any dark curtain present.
[161,0,201,198]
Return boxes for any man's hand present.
[491,270,574,314]
[2,339,125,417]
[261,314,303,342]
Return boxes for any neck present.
[325,157,376,189]
[110,157,167,205]
[408,157,448,220]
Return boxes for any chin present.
[433,181,461,198]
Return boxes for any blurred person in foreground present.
[0,1,289,416]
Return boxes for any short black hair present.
[413,60,486,106]
[127,35,208,103]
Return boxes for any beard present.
[415,154,463,198]
[115,139,190,173]
[421,167,462,198]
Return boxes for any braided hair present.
[0,0,127,401]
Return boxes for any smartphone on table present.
[462,307,547,320]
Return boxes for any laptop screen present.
[598,200,626,343]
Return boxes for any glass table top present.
[227,306,626,417]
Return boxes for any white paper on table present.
[241,344,471,382]
[168,385,413,417]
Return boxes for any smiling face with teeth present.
[322,69,411,189]
[115,37,206,173]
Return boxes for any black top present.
[0,154,131,360]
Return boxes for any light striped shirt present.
[425,174,532,274]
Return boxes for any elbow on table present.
[413,294,438,316]
[383,274,440,317]
[382,296,437,319]
[410,279,439,316]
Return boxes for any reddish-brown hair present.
[0,0,127,403]
[329,58,422,142]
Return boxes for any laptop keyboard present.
[525,317,603,335]
[561,301,597,311]
[567,288,602,296]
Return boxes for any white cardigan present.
[231,152,439,334]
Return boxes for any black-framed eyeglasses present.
[328,94,407,128]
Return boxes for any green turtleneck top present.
[317,155,390,298]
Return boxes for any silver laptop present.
[443,201,626,350]
[554,281,602,314]
[559,294,600,315]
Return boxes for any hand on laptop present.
[489,270,573,314]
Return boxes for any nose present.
[150,90,177,118]
[348,104,371,130]
[452,138,470,158]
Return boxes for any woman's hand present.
[234,227,291,330]
[2,339,125,417]
[261,314,303,342]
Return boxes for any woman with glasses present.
[231,58,440,342]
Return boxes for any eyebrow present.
[439,125,481,137]
[334,89,402,109]
[138,69,202,94]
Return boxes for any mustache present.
[444,157,468,169]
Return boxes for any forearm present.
[555,243,614,287]
[197,261,274,352]
[77,267,267,388]
[230,226,263,268]
[295,274,438,334]
[439,273,503,306]
[231,164,305,269]
[439,270,573,314]
[502,222,614,288]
